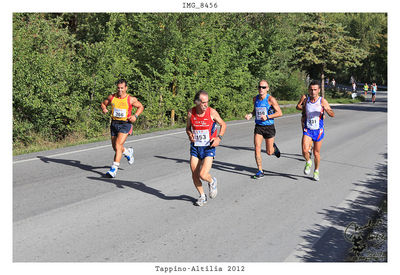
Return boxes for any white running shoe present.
[313,170,320,181]
[195,195,207,206]
[208,177,218,199]
[304,160,312,175]
[125,147,134,165]
[106,165,118,178]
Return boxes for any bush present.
[272,71,307,100]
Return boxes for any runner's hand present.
[188,133,195,143]
[210,137,220,147]
[127,116,137,123]
[245,114,252,120]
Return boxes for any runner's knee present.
[199,170,209,181]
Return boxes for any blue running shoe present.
[106,165,118,178]
[253,170,264,179]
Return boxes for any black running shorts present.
[254,124,276,139]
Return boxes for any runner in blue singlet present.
[245,80,283,179]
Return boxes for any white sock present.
[122,148,127,155]
[112,162,120,167]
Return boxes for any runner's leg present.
[265,137,275,155]
[302,135,313,161]
[113,132,129,163]
[199,156,214,183]
[190,156,204,196]
[254,134,264,171]
[313,140,323,171]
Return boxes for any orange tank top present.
[110,94,132,121]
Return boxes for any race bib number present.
[113,108,127,118]
[193,130,210,146]
[255,107,267,120]
[307,117,319,130]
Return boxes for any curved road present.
[13,92,387,262]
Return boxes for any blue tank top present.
[255,94,274,126]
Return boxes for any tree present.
[292,13,367,96]
[13,13,83,144]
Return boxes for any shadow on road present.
[219,145,306,162]
[290,153,387,262]
[87,176,197,204]
[37,156,196,204]
[37,156,109,177]
[155,155,311,181]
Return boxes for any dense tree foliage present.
[13,13,387,147]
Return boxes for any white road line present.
[13,114,300,165]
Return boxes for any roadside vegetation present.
[13,13,386,155]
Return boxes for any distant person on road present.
[371,82,378,103]
[101,79,144,178]
[352,82,357,93]
[186,90,226,207]
[245,80,282,179]
[300,80,335,181]
[364,83,369,97]
[331,78,336,87]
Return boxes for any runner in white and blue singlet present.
[301,80,335,181]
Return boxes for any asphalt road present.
[13,92,387,262]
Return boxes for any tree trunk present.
[170,109,175,126]
[170,78,177,126]
[321,71,325,98]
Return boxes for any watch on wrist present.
[218,135,223,140]
[134,114,138,119]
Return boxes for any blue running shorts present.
[190,143,216,160]
[303,128,324,142]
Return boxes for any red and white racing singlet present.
[190,107,217,147]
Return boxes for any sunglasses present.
[258,86,268,89]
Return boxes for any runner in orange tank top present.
[101,79,144,178]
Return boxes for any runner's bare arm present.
[186,109,195,143]
[268,96,283,119]
[101,95,113,114]
[127,96,144,123]
[210,108,226,147]
[322,98,335,117]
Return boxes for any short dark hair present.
[116,79,128,86]
[308,80,321,88]
[194,90,208,104]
